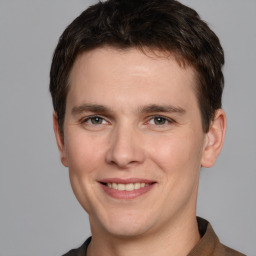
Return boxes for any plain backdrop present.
[0,0,255,255]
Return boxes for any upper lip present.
[98,178,156,184]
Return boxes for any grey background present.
[0,0,255,255]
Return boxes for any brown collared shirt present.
[62,217,245,256]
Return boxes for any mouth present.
[98,178,156,199]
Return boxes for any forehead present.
[67,47,198,111]
[70,46,194,81]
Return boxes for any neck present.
[87,213,200,256]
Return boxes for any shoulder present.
[217,243,246,256]
[62,237,91,256]
[189,217,246,256]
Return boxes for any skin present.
[53,47,226,256]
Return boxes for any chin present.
[104,221,151,238]
[74,192,154,238]
[92,210,155,239]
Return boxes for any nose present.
[105,124,145,169]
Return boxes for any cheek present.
[64,132,107,213]
[147,131,204,177]
[65,133,105,175]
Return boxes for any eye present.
[148,116,173,126]
[82,116,108,125]
[89,116,104,124]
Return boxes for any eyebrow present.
[139,104,186,115]
[71,104,112,115]
[71,103,186,116]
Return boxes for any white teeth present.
[125,183,134,191]
[117,184,125,191]
[106,182,150,191]
[134,183,140,189]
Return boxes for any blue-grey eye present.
[89,116,104,124]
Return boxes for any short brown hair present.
[50,0,224,136]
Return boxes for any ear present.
[201,109,226,168]
[53,112,68,167]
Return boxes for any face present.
[54,47,225,239]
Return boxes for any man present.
[50,0,245,255]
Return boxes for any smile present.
[106,182,149,191]
[99,179,156,199]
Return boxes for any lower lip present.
[100,183,155,200]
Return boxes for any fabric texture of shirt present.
[62,217,245,256]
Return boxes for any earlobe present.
[201,109,226,168]
[53,112,68,167]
